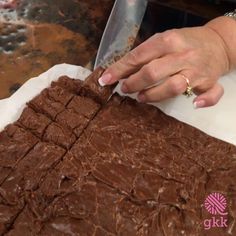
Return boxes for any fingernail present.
[194,100,205,109]
[121,84,128,93]
[98,73,112,87]
[138,94,146,103]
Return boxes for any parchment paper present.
[0,63,236,146]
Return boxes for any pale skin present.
[98,16,236,108]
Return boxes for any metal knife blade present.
[94,0,148,69]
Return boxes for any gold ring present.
[181,74,193,97]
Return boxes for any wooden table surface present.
[0,0,114,99]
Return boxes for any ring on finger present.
[180,74,193,97]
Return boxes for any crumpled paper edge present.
[0,63,236,146]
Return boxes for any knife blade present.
[94,0,148,69]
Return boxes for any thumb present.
[193,83,224,109]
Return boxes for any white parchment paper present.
[0,63,236,146]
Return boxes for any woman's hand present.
[98,17,236,108]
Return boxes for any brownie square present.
[28,90,64,120]
[43,122,76,149]
[51,76,82,94]
[67,95,100,119]
[56,109,89,137]
[17,107,51,138]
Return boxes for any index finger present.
[98,33,170,86]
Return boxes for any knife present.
[82,0,148,104]
[94,0,148,69]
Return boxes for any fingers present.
[193,83,224,108]
[136,73,223,109]
[121,53,185,94]
[98,31,183,86]
[137,73,188,103]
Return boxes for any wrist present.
[205,16,236,73]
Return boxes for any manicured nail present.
[98,73,112,87]
[138,94,146,103]
[194,100,205,109]
[121,84,128,93]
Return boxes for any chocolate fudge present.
[1,71,236,236]
[81,67,117,104]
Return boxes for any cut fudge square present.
[28,89,64,120]
[56,109,89,137]
[80,67,117,104]
[4,124,38,145]
[17,107,51,138]
[3,207,35,236]
[67,95,100,119]
[0,203,24,235]
[5,207,96,236]
[38,152,86,202]
[46,85,74,106]
[51,76,82,95]
[43,122,76,149]
[0,142,65,205]
[0,125,38,185]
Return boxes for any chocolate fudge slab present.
[68,94,236,235]
[17,107,51,139]
[1,72,236,236]
[9,176,124,235]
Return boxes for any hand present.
[98,20,231,108]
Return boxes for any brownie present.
[1,71,236,236]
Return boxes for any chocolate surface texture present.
[0,70,236,236]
